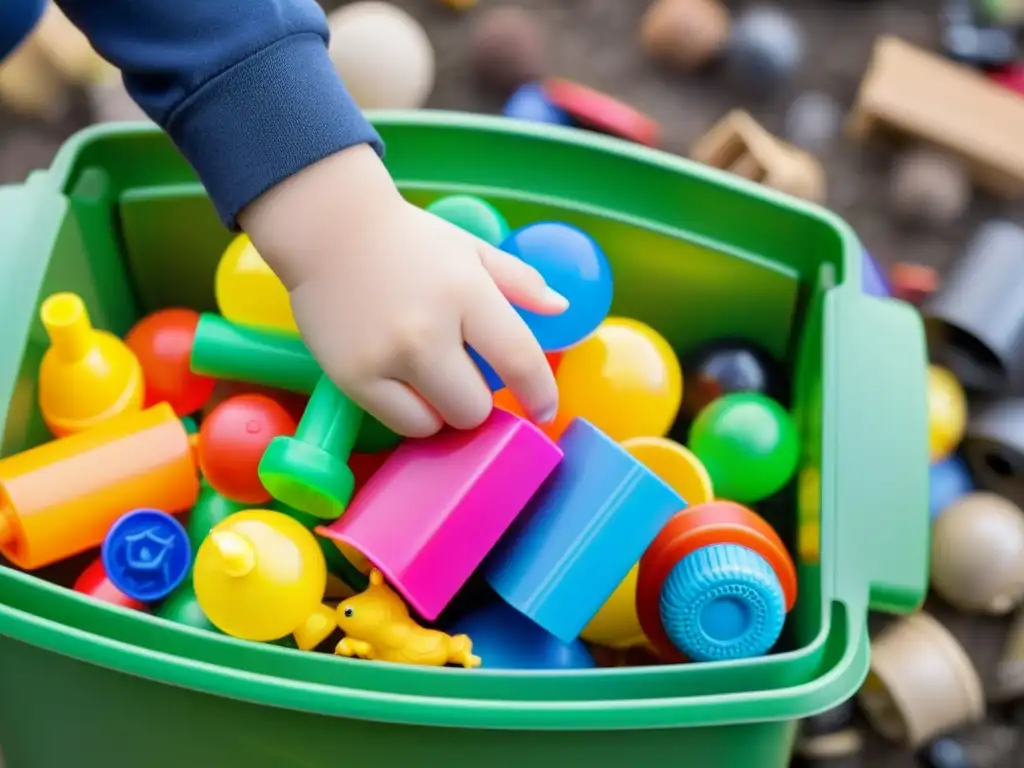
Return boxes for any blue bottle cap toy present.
[102,508,192,603]
[659,542,786,662]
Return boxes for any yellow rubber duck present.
[193,509,335,650]
[334,569,481,668]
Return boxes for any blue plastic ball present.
[500,222,614,351]
[930,455,973,521]
[447,601,596,670]
[503,83,574,126]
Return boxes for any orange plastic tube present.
[0,403,199,570]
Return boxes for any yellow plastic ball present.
[621,436,714,505]
[555,317,683,442]
[581,563,646,649]
[214,234,297,332]
[194,509,327,642]
[928,365,967,461]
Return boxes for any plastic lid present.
[102,508,192,602]
[659,543,786,662]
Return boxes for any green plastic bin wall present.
[0,114,928,768]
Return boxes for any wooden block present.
[847,35,1024,199]
[691,109,826,203]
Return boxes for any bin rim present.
[41,111,866,292]
[0,594,869,730]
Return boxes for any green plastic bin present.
[0,113,928,768]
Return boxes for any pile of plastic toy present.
[0,193,805,671]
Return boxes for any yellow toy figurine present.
[193,509,336,651]
[334,569,482,668]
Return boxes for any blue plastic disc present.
[503,83,574,126]
[930,454,973,521]
[659,543,786,662]
[102,508,192,603]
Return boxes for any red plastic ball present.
[126,308,217,416]
[74,557,148,611]
[198,394,298,503]
[202,380,308,423]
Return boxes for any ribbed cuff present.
[164,31,384,230]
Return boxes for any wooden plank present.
[848,36,1024,198]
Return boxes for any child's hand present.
[239,144,567,438]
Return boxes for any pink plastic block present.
[316,408,563,620]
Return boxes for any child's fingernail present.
[543,287,570,310]
[535,404,558,424]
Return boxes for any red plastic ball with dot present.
[197,394,298,504]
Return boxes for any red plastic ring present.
[542,78,662,148]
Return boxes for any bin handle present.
[825,288,929,616]
[0,179,68,451]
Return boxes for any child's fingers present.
[463,282,558,424]
[401,344,493,430]
[352,378,444,438]
[478,245,569,316]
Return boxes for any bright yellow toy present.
[38,292,144,437]
[193,509,336,650]
[555,317,683,442]
[581,563,647,649]
[214,234,298,332]
[334,569,481,668]
[927,364,967,461]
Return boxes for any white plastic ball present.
[327,2,435,110]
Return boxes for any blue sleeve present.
[0,0,45,60]
[54,0,385,230]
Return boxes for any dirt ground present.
[1,0,1023,765]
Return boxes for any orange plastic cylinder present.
[0,402,199,570]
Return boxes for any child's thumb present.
[478,245,569,316]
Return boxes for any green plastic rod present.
[190,313,320,394]
[258,375,365,521]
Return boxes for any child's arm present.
[54,0,565,437]
[0,0,46,60]
[54,0,381,230]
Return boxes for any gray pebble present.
[784,91,842,153]
[725,5,805,91]
[889,148,971,227]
